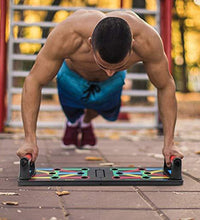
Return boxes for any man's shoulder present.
[133,28,164,63]
[125,14,164,63]
[58,9,104,37]
[65,9,105,25]
[45,9,104,58]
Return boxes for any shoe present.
[80,124,96,147]
[62,124,80,147]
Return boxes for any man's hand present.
[16,142,39,162]
[162,145,184,167]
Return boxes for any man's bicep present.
[144,55,172,89]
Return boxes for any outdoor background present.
[7,0,200,91]
[2,0,200,129]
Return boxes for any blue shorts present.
[57,61,126,122]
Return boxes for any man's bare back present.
[43,9,162,82]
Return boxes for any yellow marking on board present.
[36,170,52,174]
[150,176,169,179]
[59,174,76,178]
[32,173,76,179]
[31,176,51,179]
[150,170,163,174]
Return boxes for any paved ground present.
[0,119,200,220]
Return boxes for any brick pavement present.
[0,120,200,220]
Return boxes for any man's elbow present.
[157,78,176,96]
[23,74,42,91]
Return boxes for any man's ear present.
[88,37,92,48]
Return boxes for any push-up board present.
[18,155,183,186]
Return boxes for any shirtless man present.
[16,9,183,167]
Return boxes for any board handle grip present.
[19,153,35,180]
[164,156,182,180]
[24,153,32,160]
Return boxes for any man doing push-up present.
[17,9,183,167]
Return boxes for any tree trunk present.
[42,0,62,38]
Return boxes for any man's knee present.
[62,105,84,123]
[83,109,99,123]
[85,109,98,117]
[98,105,120,122]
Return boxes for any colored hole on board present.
[54,168,61,171]
[81,176,88,179]
[116,172,123,175]
[51,176,59,179]
[82,168,88,171]
[112,168,118,171]
[143,176,150,179]
[144,172,151,175]
[78,172,84,175]
[114,176,120,179]
[49,172,56,175]
[139,168,145,170]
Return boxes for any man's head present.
[91,17,132,64]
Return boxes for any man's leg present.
[62,107,98,148]
[80,109,98,147]
[97,103,121,122]
[61,105,84,147]
[83,109,99,123]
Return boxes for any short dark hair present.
[91,17,132,63]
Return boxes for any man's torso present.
[51,9,157,81]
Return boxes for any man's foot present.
[62,124,80,147]
[80,124,96,147]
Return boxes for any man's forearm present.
[21,76,42,143]
[157,80,177,148]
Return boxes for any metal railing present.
[7,0,161,130]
